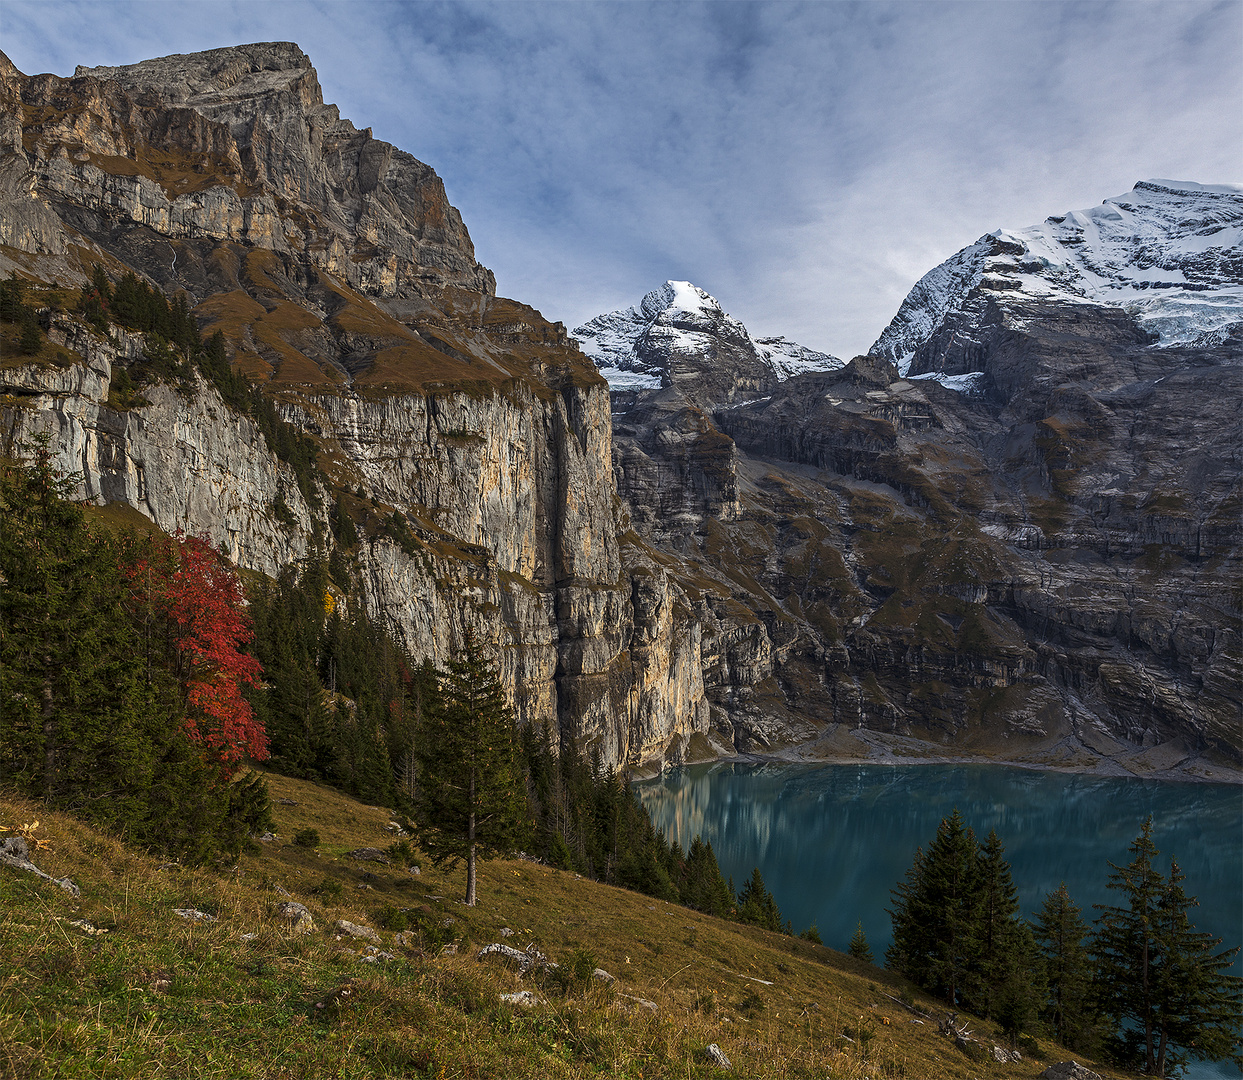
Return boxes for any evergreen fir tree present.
[1149,858,1242,1077]
[679,835,734,917]
[887,844,930,976]
[736,866,784,932]
[1092,816,1169,1073]
[1034,882,1098,1052]
[331,494,358,549]
[972,829,1037,1028]
[0,438,160,823]
[848,921,874,962]
[390,658,436,803]
[19,314,41,355]
[414,629,526,906]
[887,809,980,1007]
[992,920,1043,1044]
[0,273,26,321]
[1092,817,1243,1077]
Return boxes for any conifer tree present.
[1034,882,1097,1052]
[1149,859,1243,1076]
[0,273,26,321]
[887,844,929,975]
[679,835,734,917]
[1093,819,1242,1077]
[19,315,41,355]
[0,438,163,826]
[887,809,980,1007]
[848,921,875,962]
[390,658,436,802]
[736,866,785,932]
[972,829,1039,1029]
[1092,816,1170,1073]
[414,629,526,906]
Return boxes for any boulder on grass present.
[500,990,540,1008]
[275,901,316,932]
[1041,1064,1103,1080]
[333,919,380,943]
[0,836,80,897]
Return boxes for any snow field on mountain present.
[873,179,1243,367]
[575,280,842,389]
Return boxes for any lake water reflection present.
[637,761,1242,1075]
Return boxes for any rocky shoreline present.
[634,725,1243,786]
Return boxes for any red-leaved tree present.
[122,532,267,775]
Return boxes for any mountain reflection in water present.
[636,762,1241,976]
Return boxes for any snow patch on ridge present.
[872,179,1243,369]
[575,281,842,390]
[754,336,845,379]
[908,370,986,394]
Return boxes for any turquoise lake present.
[636,762,1243,1077]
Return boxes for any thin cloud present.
[1,1,1238,356]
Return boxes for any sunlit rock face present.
[2,37,1238,776]
[0,44,714,771]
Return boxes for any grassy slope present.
[0,774,1127,1080]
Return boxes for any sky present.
[2,1,1240,358]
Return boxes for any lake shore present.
[639,723,1243,785]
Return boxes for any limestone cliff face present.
[1,318,314,576]
[2,43,492,299]
[589,243,1240,773]
[715,327,1241,765]
[0,44,710,771]
[2,43,1236,778]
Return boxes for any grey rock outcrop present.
[0,836,80,897]
[7,43,495,300]
[275,901,316,932]
[1040,1063,1103,1080]
[173,908,216,921]
[332,919,380,943]
[499,990,540,1007]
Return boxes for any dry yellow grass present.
[0,774,1134,1080]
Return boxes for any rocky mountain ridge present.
[574,279,842,395]
[585,186,1241,777]
[872,179,1243,376]
[1,43,1238,779]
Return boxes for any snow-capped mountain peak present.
[574,280,842,392]
[872,179,1243,375]
[639,280,723,322]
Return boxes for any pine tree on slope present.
[848,921,875,963]
[887,808,980,1007]
[972,829,1041,1033]
[1034,882,1098,1053]
[414,629,526,906]
[1092,817,1242,1077]
[736,866,785,933]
